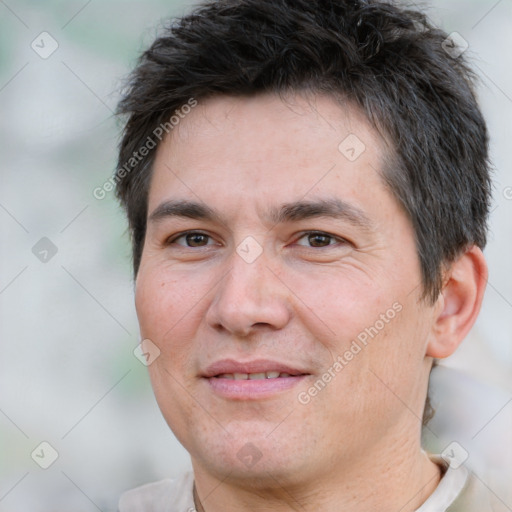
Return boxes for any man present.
[114,0,497,510]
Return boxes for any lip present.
[202,358,310,400]
[202,358,308,378]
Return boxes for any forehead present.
[149,93,392,220]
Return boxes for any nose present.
[205,245,292,337]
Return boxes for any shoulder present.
[422,454,508,512]
[447,470,510,512]
[118,471,195,512]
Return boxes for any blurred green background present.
[0,1,511,510]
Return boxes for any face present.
[135,93,438,485]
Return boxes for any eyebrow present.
[148,200,223,224]
[267,198,373,230]
[148,198,374,231]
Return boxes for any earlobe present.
[426,246,488,359]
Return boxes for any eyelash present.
[166,230,348,249]
[295,231,347,248]
[166,231,216,248]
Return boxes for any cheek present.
[295,270,426,393]
[360,299,433,411]
[134,265,219,376]
[134,268,197,353]
[289,269,394,347]
[135,272,177,338]
[134,272,195,408]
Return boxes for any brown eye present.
[296,232,339,248]
[186,233,209,246]
[170,232,214,247]
[307,233,333,247]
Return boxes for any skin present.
[135,93,487,511]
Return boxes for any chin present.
[189,426,312,484]
[197,454,305,489]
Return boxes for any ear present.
[426,246,488,359]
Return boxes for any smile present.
[201,359,310,399]
[215,371,296,380]
[205,373,309,399]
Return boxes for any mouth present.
[202,359,310,399]
[215,371,302,380]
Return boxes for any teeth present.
[215,371,294,380]
[249,372,266,380]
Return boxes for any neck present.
[192,435,442,512]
